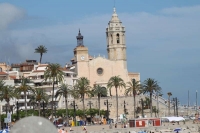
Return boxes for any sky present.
[0,0,200,105]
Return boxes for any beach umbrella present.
[0,129,9,133]
[174,128,181,132]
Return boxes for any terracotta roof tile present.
[9,75,16,79]
[0,72,7,75]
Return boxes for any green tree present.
[44,63,64,116]
[73,77,91,119]
[55,84,72,124]
[15,78,35,116]
[125,79,141,118]
[0,80,5,90]
[29,95,37,111]
[0,85,18,113]
[167,92,172,116]
[34,45,47,63]
[141,78,161,117]
[143,97,151,109]
[107,76,126,122]
[31,88,47,116]
[152,106,159,117]
[92,85,107,120]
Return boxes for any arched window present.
[111,34,113,44]
[0,67,2,72]
[116,33,120,43]
[101,87,107,97]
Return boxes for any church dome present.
[111,8,121,22]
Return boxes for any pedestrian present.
[115,123,117,128]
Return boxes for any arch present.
[101,87,107,97]
[0,67,2,72]
[116,33,120,44]
[110,34,113,44]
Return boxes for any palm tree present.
[55,84,72,124]
[73,77,91,119]
[141,78,161,117]
[0,85,18,114]
[0,80,5,90]
[167,92,172,116]
[33,88,47,116]
[29,95,37,111]
[15,78,35,116]
[34,45,48,63]
[44,63,64,116]
[92,85,107,120]
[125,79,141,118]
[143,97,151,109]
[107,76,126,123]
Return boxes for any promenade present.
[61,121,200,133]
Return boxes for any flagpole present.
[187,90,189,116]
[196,90,198,113]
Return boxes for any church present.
[70,8,140,96]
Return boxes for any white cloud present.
[0,4,200,102]
[160,5,200,15]
[0,3,25,30]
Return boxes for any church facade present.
[70,8,140,96]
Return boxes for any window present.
[116,33,120,43]
[97,68,103,75]
[0,67,2,72]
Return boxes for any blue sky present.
[0,0,200,105]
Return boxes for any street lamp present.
[139,98,144,118]
[121,100,128,115]
[196,90,198,114]
[104,99,112,123]
[70,101,78,126]
[16,101,19,120]
[87,101,93,124]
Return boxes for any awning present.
[28,72,44,77]
[161,117,185,122]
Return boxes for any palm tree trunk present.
[65,94,69,125]
[38,101,41,116]
[98,94,101,123]
[40,53,43,63]
[150,92,152,117]
[116,87,118,123]
[168,96,170,116]
[82,96,85,120]
[133,95,136,118]
[24,91,27,116]
[51,82,55,117]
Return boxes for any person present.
[115,123,117,128]
[83,126,86,131]
[69,127,73,131]
[62,128,66,133]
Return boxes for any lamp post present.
[42,101,45,117]
[139,98,144,118]
[71,101,78,126]
[122,100,128,115]
[104,99,112,122]
[87,101,93,124]
[196,90,198,114]
[17,101,19,120]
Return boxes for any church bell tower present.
[106,8,127,66]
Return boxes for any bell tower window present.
[76,29,84,46]
[116,33,120,44]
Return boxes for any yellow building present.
[70,8,140,96]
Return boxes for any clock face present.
[80,55,85,60]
